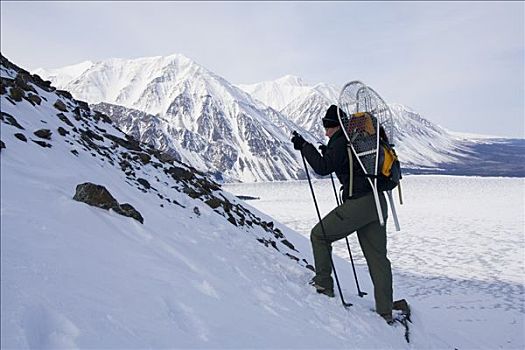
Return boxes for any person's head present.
[322,105,345,138]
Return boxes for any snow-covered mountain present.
[34,54,312,182]
[2,53,438,349]
[239,76,339,141]
[238,75,338,112]
[35,54,522,180]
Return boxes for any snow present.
[2,59,419,349]
[33,60,93,88]
[224,176,525,350]
[238,75,338,112]
[4,55,523,349]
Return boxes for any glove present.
[291,132,306,150]
[318,144,327,156]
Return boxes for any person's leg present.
[357,201,392,315]
[310,193,379,291]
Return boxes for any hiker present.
[291,105,393,323]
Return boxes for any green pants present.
[310,192,393,315]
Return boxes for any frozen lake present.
[225,175,524,284]
[225,175,525,348]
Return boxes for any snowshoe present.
[392,299,412,343]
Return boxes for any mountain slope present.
[2,54,440,349]
[34,55,311,183]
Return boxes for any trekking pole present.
[301,153,352,308]
[329,174,367,298]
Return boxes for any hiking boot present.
[317,288,335,298]
[380,313,394,325]
[311,282,335,298]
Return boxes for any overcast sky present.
[1,1,524,138]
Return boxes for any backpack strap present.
[347,144,353,198]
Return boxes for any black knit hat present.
[322,105,345,128]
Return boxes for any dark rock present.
[81,129,103,141]
[166,166,194,181]
[0,78,8,95]
[30,73,55,92]
[227,215,237,226]
[34,129,52,140]
[53,100,68,112]
[305,264,315,272]
[222,199,232,213]
[15,72,37,93]
[196,177,220,192]
[94,125,107,133]
[26,93,42,106]
[2,112,24,129]
[137,178,151,189]
[57,127,69,136]
[14,133,27,142]
[94,111,112,124]
[73,107,82,121]
[136,152,151,164]
[286,253,300,262]
[77,100,89,110]
[73,182,120,210]
[205,197,222,209]
[115,203,144,224]
[119,159,133,172]
[281,239,296,251]
[104,133,142,151]
[193,206,201,216]
[32,140,52,148]
[236,195,260,201]
[8,86,24,102]
[72,183,144,224]
[184,187,201,199]
[56,89,73,100]
[146,147,179,164]
[0,140,5,150]
[56,113,74,127]
[71,149,79,156]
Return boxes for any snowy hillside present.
[1,55,437,348]
[33,54,310,183]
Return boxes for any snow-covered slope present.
[2,54,440,349]
[239,76,339,141]
[238,75,338,112]
[34,55,311,183]
[33,60,93,88]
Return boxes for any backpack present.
[377,126,402,191]
[346,112,402,193]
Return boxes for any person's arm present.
[301,141,345,176]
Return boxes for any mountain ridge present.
[34,53,524,179]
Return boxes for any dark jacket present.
[301,129,371,199]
